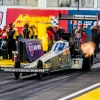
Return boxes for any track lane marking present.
[58,82,100,100]
[72,87,100,100]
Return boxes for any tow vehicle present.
[0,13,97,79]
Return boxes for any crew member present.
[6,23,19,59]
[53,27,60,41]
[81,30,87,44]
[47,26,54,51]
[22,23,33,39]
[33,25,38,39]
[30,25,34,39]
[90,23,100,57]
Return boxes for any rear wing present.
[58,13,97,21]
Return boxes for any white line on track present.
[92,63,100,69]
[58,82,100,100]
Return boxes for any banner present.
[68,10,100,36]
[25,39,44,62]
[0,7,7,29]
[6,8,68,33]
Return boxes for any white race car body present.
[24,40,83,70]
[0,40,92,79]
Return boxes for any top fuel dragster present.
[0,13,97,79]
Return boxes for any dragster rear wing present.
[58,12,97,21]
[0,67,50,73]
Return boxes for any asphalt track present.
[0,60,100,100]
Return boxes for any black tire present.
[37,60,43,79]
[82,55,93,70]
[14,60,20,79]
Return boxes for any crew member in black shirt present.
[22,23,32,39]
[6,23,19,59]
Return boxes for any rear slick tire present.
[37,60,43,79]
[82,55,93,70]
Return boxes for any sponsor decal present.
[7,9,68,33]
[28,43,41,56]
[28,43,34,56]
[0,12,3,25]
[14,14,52,28]
[34,45,41,50]
[72,20,92,28]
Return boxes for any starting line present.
[58,82,100,100]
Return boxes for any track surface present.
[0,63,100,100]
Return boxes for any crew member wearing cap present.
[6,23,19,59]
[22,23,33,39]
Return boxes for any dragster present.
[0,39,93,79]
[0,13,97,79]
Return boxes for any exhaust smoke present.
[81,41,96,57]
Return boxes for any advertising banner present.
[6,8,68,33]
[25,39,44,62]
[0,7,7,29]
[68,10,100,36]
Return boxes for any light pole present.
[2,0,3,5]
[58,0,59,7]
[77,0,79,14]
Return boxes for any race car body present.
[0,40,93,79]
[24,40,83,70]
[0,13,96,79]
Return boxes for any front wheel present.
[82,55,93,70]
[37,60,43,79]
[14,60,20,79]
